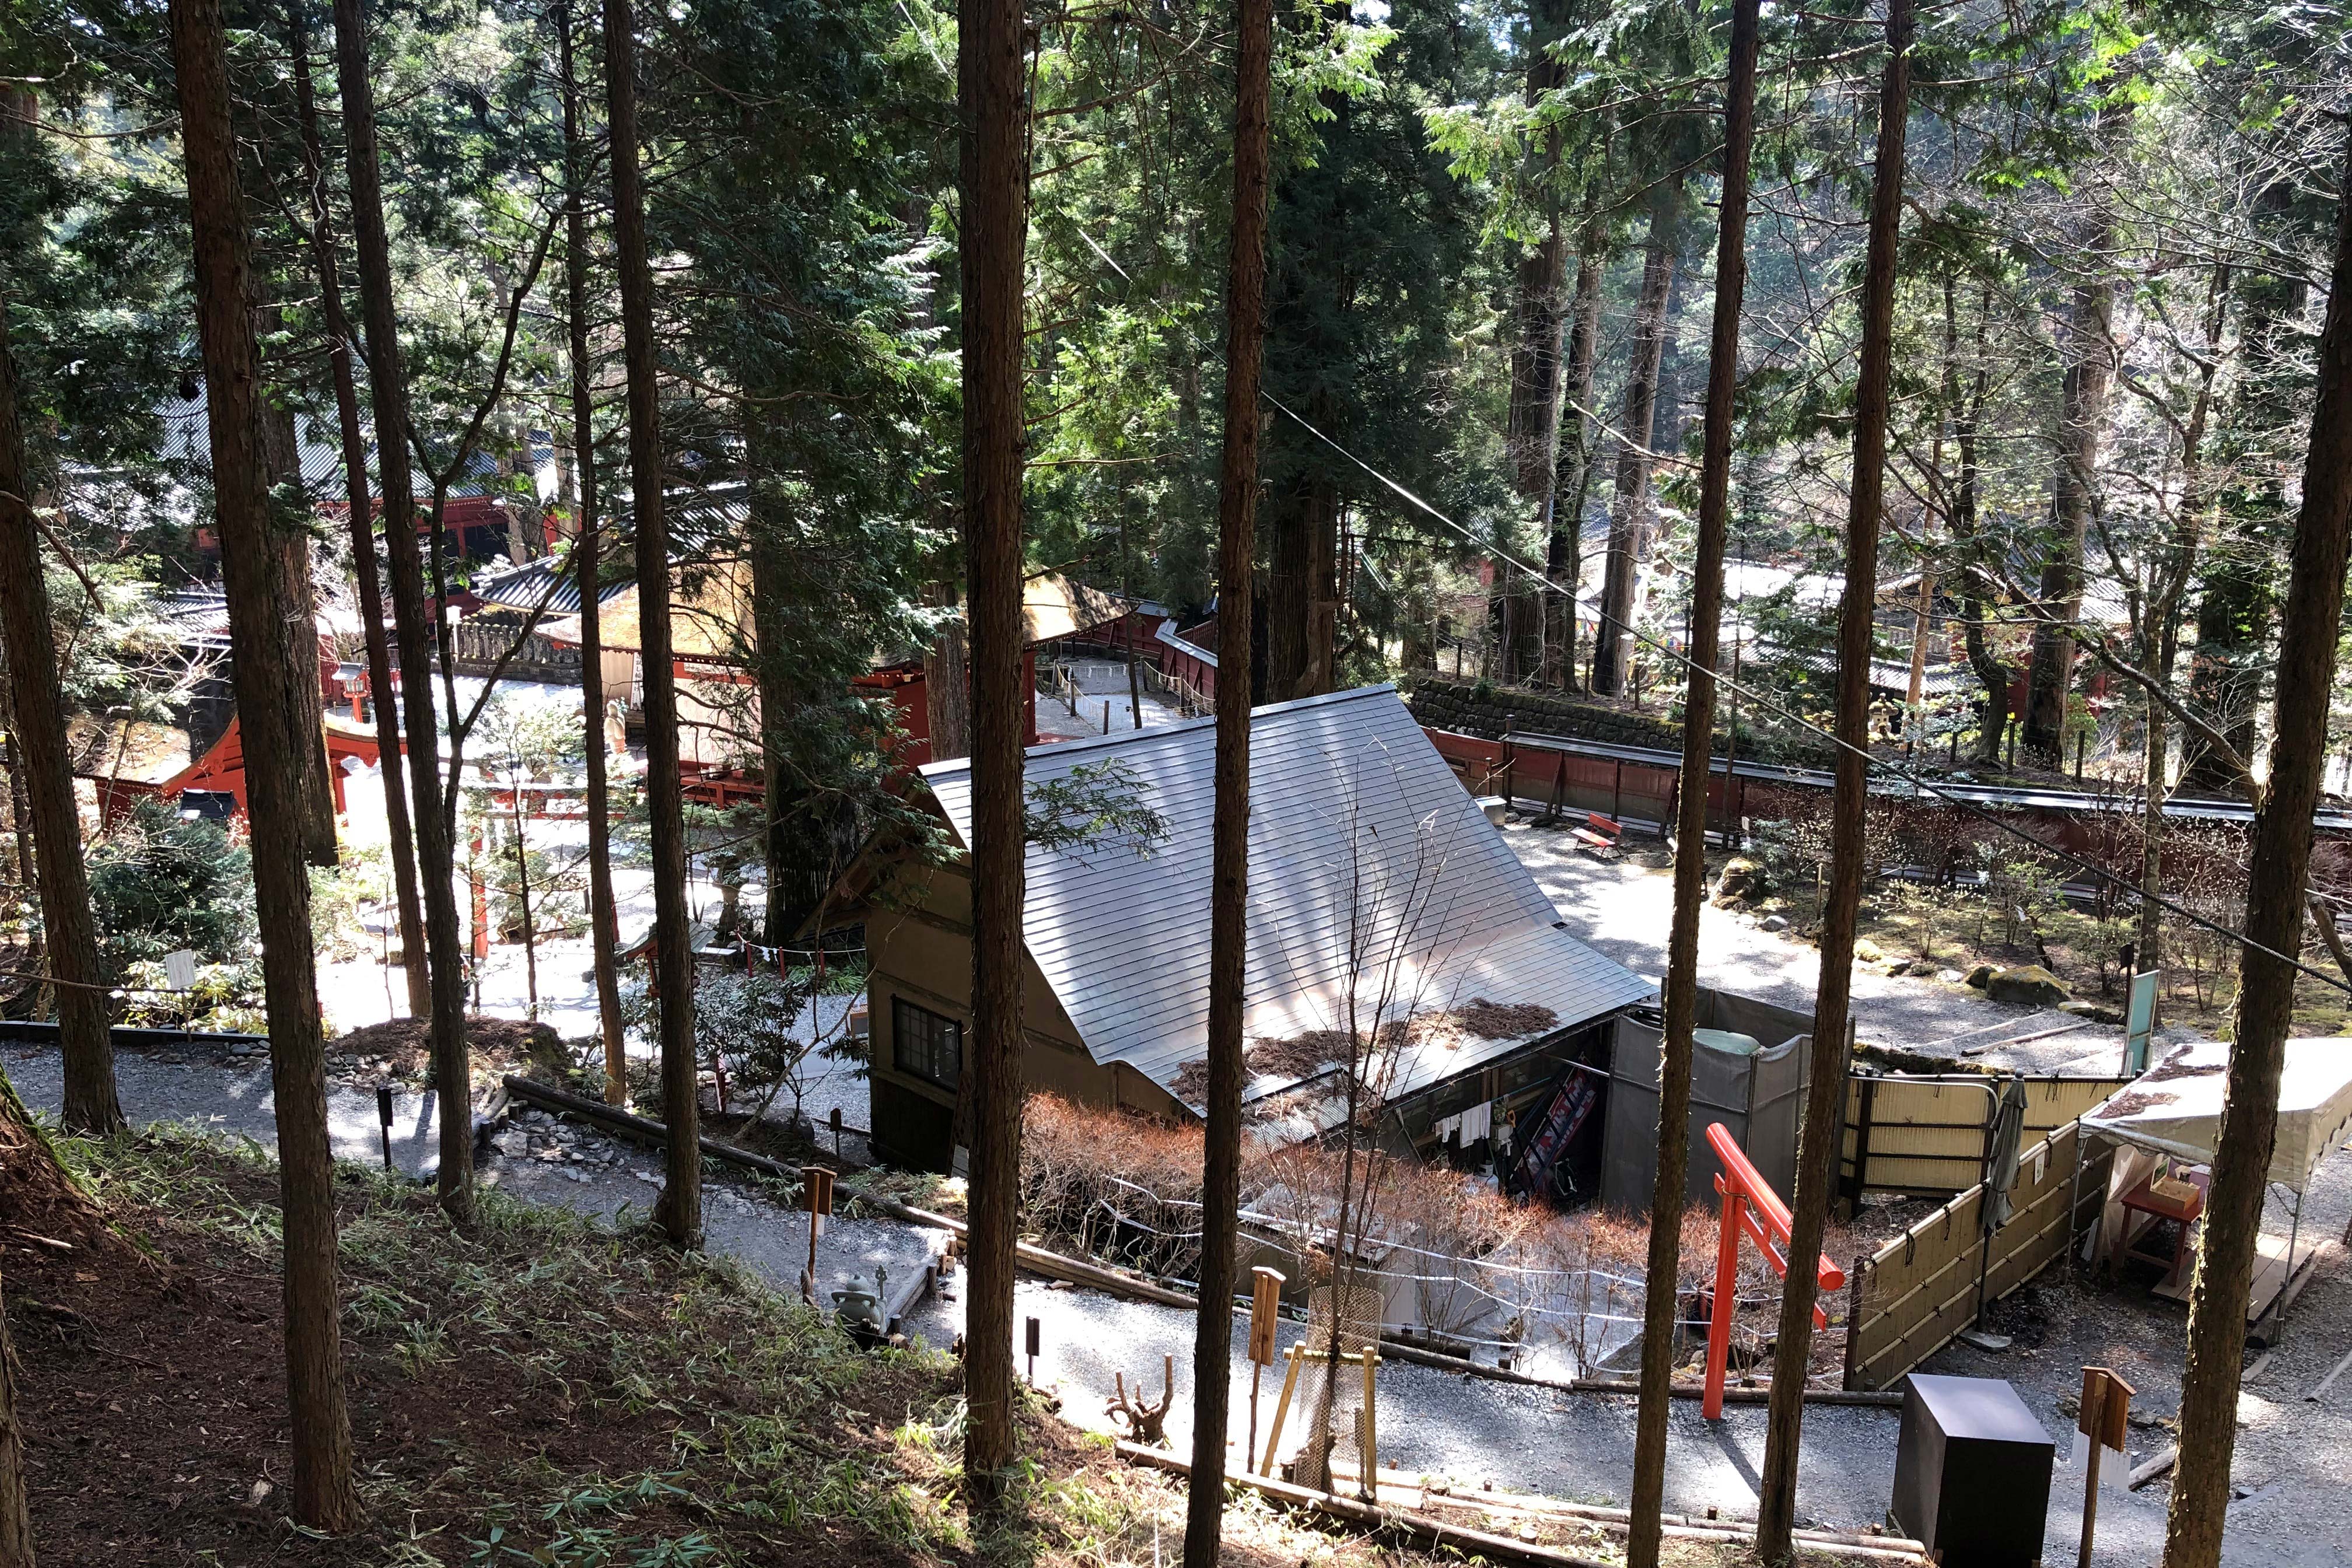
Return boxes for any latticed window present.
[893,998,963,1090]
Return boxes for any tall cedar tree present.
[960,0,1028,1494]
[257,344,337,872]
[1182,0,1272,1553]
[2134,267,2228,1006]
[1544,199,1605,688]
[558,0,629,1103]
[0,92,118,1136]
[603,0,699,1243]
[0,1078,90,1565]
[2021,265,2116,765]
[167,0,358,1526]
[330,0,475,1221]
[0,1242,24,1567]
[1622,2,1757,1560]
[2164,145,2352,1568]
[1592,178,1679,695]
[1755,0,1910,1550]
[285,1,430,1020]
[1497,0,1574,682]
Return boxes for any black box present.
[1891,1374,2054,1567]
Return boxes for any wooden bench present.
[1572,812,1622,858]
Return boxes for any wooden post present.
[1247,1265,1283,1471]
[1704,1186,1745,1420]
[1261,1342,1303,1475]
[470,831,490,961]
[2077,1366,2132,1568]
[1024,1314,1041,1386]
[802,1165,834,1303]
[1842,1073,1879,1217]
[1359,1345,1378,1500]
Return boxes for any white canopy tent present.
[2081,1037,2352,1326]
[2083,1038,2352,1192]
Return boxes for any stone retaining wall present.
[1404,674,1837,769]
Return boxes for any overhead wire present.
[1060,207,2352,1000]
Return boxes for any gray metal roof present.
[468,555,633,616]
[922,685,1655,1112]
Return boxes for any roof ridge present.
[918,682,1397,783]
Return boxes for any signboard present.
[2124,970,2159,1074]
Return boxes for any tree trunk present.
[1943,282,2007,766]
[750,519,796,936]
[1264,474,1339,701]
[0,1081,71,1566]
[1625,6,1758,1562]
[960,0,1028,1501]
[2134,267,2227,1003]
[557,0,628,1105]
[2021,272,2115,765]
[2164,142,2352,1568]
[286,9,429,1018]
[1592,178,1680,696]
[1754,4,1909,1553]
[252,330,338,867]
[925,618,971,762]
[168,0,358,1527]
[744,431,842,943]
[2185,195,2300,799]
[0,92,118,1138]
[0,1256,26,1568]
[1182,0,1270,1552]
[1499,5,1572,687]
[1545,202,1605,689]
[331,0,474,1224]
[603,0,699,1247]
[1501,201,1567,683]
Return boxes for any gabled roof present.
[919,685,1654,1113]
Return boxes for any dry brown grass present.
[1022,1092,1529,1284]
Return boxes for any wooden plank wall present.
[1839,1074,2127,1200]
[1843,1118,2115,1391]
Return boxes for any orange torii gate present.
[1703,1121,1846,1420]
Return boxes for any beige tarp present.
[2082,1038,2352,1193]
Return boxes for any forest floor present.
[10,1126,1891,1568]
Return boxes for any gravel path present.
[900,1276,1901,1530]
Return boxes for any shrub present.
[87,798,254,973]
